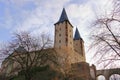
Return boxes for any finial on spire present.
[74,27,82,40]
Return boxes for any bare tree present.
[89,0,120,69]
[0,31,59,80]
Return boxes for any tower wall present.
[66,21,73,50]
[73,40,86,61]
[74,40,83,55]
[54,21,73,51]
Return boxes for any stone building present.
[0,8,96,80]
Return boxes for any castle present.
[0,8,97,80]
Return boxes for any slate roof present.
[74,28,82,40]
[57,8,69,23]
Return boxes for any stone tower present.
[54,8,73,51]
[54,8,86,64]
[73,27,86,59]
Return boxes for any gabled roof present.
[74,28,82,40]
[56,8,69,23]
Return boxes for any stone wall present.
[54,21,73,50]
[69,62,92,80]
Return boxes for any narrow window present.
[66,26,67,29]
[59,40,61,43]
[66,38,68,42]
[66,32,68,37]
[59,34,61,37]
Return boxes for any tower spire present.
[57,8,69,23]
[74,27,82,40]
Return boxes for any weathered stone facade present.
[69,62,91,80]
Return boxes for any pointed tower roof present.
[74,27,82,40]
[54,8,73,27]
[57,8,69,23]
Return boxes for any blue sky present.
[0,0,113,65]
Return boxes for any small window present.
[60,28,61,30]
[66,26,67,29]
[66,33,68,37]
[59,40,61,43]
[59,34,61,36]
[66,38,68,42]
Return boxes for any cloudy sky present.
[0,0,113,65]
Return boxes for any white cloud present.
[90,0,113,16]
[8,0,33,7]
[14,0,70,35]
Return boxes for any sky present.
[0,0,114,67]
